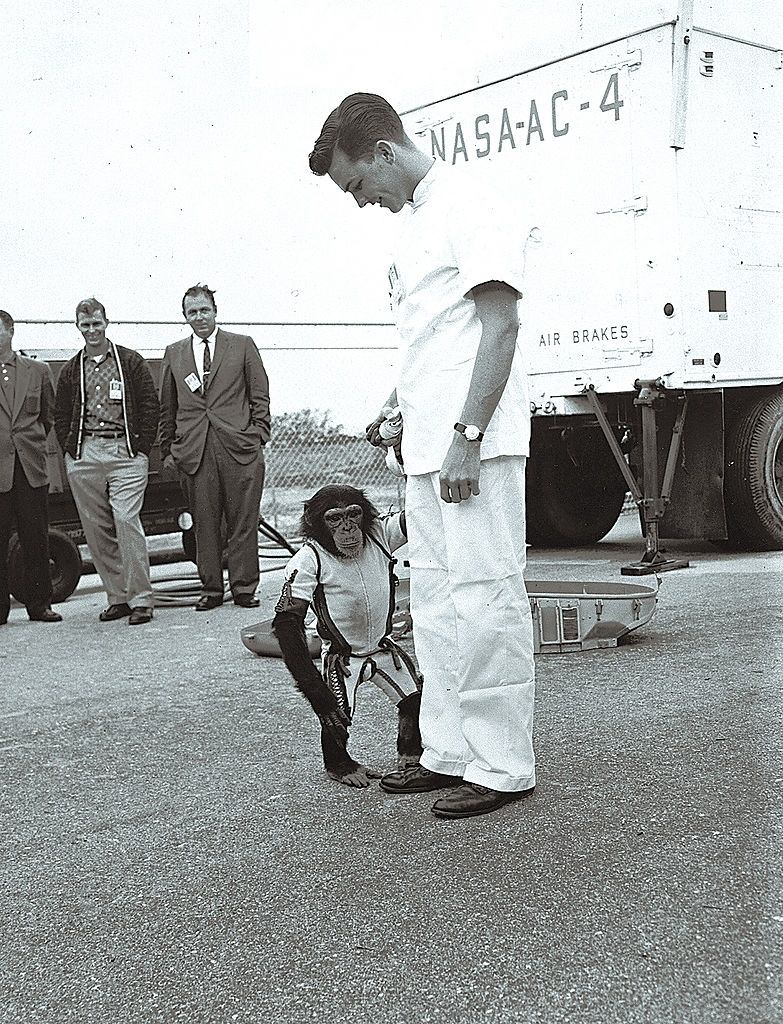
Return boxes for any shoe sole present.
[380,778,463,794]
[431,787,535,820]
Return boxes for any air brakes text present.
[539,325,630,346]
[429,73,623,165]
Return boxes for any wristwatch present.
[454,422,484,442]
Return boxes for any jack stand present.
[584,381,690,576]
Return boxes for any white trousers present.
[405,456,535,792]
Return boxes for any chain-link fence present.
[261,427,405,539]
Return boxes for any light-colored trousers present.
[65,438,153,608]
[405,456,536,793]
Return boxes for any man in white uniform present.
[309,92,536,819]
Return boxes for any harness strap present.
[350,644,421,711]
[378,636,423,692]
[366,531,398,638]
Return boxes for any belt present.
[84,430,125,439]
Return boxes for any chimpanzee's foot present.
[328,765,383,788]
[396,753,420,770]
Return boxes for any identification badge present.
[185,372,201,393]
[108,379,123,401]
[388,262,404,309]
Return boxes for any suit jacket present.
[159,328,270,476]
[0,355,55,493]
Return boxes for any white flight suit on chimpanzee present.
[276,511,421,773]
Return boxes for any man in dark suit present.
[0,309,62,625]
[159,284,270,611]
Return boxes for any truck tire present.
[724,390,783,550]
[8,528,83,604]
[526,426,628,547]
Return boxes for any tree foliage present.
[272,408,347,443]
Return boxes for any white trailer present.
[402,1,783,569]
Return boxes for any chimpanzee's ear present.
[301,500,315,538]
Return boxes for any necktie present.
[201,339,211,390]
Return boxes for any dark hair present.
[0,310,14,333]
[75,297,107,322]
[309,93,405,176]
[301,485,379,545]
[182,284,217,318]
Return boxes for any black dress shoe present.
[431,782,535,820]
[128,606,154,625]
[233,595,260,608]
[380,764,463,794]
[99,603,132,622]
[195,595,223,612]
[28,607,63,623]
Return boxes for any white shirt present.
[389,165,535,475]
[191,327,218,383]
[283,514,407,657]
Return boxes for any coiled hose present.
[151,516,299,607]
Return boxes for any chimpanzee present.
[272,485,422,788]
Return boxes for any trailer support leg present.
[584,382,690,575]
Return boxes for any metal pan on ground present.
[526,579,658,654]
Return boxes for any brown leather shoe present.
[195,595,223,612]
[99,603,132,622]
[380,764,462,794]
[431,782,535,819]
[128,606,154,625]
[233,595,260,608]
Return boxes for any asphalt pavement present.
[1,513,781,1024]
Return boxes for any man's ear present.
[375,140,395,164]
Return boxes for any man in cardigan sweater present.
[54,297,159,625]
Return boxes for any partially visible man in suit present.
[159,284,270,611]
[54,297,159,626]
[0,309,62,625]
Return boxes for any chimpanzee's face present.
[323,504,364,558]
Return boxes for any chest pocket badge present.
[388,263,405,310]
